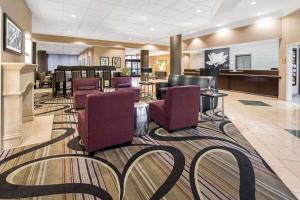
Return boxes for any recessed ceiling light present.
[217,27,230,33]
[151,28,155,31]
[251,1,257,5]
[196,9,202,13]
[71,14,77,18]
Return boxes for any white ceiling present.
[27,0,300,45]
[37,41,89,55]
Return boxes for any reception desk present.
[184,69,281,97]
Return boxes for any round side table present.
[134,102,150,136]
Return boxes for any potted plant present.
[121,66,131,77]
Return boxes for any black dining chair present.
[86,69,96,78]
[54,70,66,97]
[71,70,82,95]
[102,70,112,88]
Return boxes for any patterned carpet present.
[0,92,297,200]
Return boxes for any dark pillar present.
[32,42,37,64]
[37,50,48,72]
[170,34,182,75]
[140,50,149,81]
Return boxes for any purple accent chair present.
[112,77,140,102]
[149,86,200,132]
[73,78,100,109]
[78,91,135,153]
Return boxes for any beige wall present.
[78,46,125,67]
[183,18,282,51]
[93,46,125,67]
[32,34,169,51]
[149,54,170,76]
[279,9,300,100]
[0,0,32,62]
[78,47,93,66]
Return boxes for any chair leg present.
[87,151,95,156]
[63,82,66,96]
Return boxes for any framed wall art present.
[3,13,22,55]
[100,57,109,66]
[112,57,121,68]
[205,48,229,69]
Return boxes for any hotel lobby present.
[0,0,300,199]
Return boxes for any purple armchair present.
[78,91,135,153]
[149,86,200,132]
[73,78,100,109]
[112,77,140,102]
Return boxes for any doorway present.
[125,55,141,77]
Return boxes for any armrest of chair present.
[156,82,169,90]
[155,82,169,100]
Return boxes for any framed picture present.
[205,48,230,69]
[100,57,109,66]
[112,57,121,68]
[3,13,22,55]
[158,60,167,71]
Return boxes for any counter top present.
[220,73,281,79]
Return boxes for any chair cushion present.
[78,85,97,90]
[118,83,131,88]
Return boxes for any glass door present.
[125,55,141,77]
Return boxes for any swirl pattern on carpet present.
[0,92,296,200]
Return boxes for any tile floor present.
[221,91,300,199]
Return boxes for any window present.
[236,55,251,70]
[125,55,141,77]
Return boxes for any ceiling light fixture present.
[71,14,77,18]
[251,1,257,5]
[257,12,262,16]
[196,9,202,13]
[217,27,230,33]
[151,28,155,31]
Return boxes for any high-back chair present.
[149,86,200,132]
[73,78,100,109]
[102,70,112,88]
[54,70,66,97]
[86,69,96,78]
[71,70,83,95]
[78,91,135,153]
[112,77,140,102]
[71,70,82,80]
